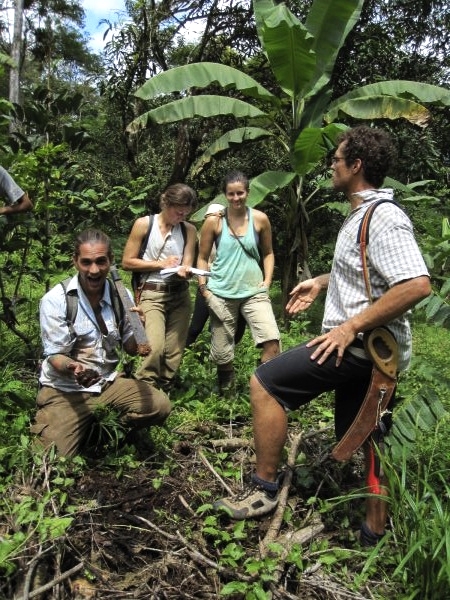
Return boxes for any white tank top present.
[143,214,185,283]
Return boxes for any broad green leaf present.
[258,3,316,98]
[300,88,333,129]
[253,0,276,45]
[331,80,450,107]
[134,62,278,107]
[425,295,444,319]
[442,217,450,238]
[305,0,364,94]
[127,96,266,133]
[441,278,450,296]
[248,171,297,206]
[190,127,273,176]
[326,81,450,122]
[387,390,448,459]
[292,124,347,176]
[325,95,430,127]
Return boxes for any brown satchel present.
[331,200,399,462]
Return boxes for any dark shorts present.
[255,341,394,440]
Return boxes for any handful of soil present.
[76,368,101,387]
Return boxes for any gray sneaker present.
[213,483,279,519]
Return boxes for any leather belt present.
[142,281,188,293]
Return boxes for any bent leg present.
[31,386,97,457]
[240,292,280,363]
[250,373,287,482]
[100,376,172,428]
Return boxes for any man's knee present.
[250,373,269,408]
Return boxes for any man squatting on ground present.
[214,126,431,546]
[31,229,171,457]
[0,165,33,216]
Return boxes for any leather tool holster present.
[331,327,398,462]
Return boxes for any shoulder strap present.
[357,199,398,302]
[60,276,125,338]
[180,221,187,248]
[138,214,154,258]
[223,208,260,262]
[132,214,154,294]
[60,277,78,339]
[107,278,125,338]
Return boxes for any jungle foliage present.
[0,0,449,598]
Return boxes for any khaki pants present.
[31,377,171,457]
[136,286,191,389]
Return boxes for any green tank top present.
[208,208,265,299]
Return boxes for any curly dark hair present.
[337,126,397,188]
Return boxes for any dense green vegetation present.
[0,0,449,597]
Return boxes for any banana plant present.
[127,0,450,302]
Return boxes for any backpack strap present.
[132,214,155,297]
[132,215,188,300]
[60,276,125,339]
[60,277,78,340]
[107,279,125,338]
[139,214,155,258]
[357,199,398,302]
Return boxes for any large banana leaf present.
[292,123,347,176]
[326,80,450,122]
[256,2,316,99]
[190,127,274,177]
[334,80,450,106]
[305,0,364,95]
[325,95,431,127]
[248,170,297,205]
[134,62,279,107]
[127,96,266,133]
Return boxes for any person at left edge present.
[0,165,33,215]
[122,184,198,392]
[31,229,171,458]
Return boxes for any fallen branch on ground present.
[260,431,303,556]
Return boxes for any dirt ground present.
[7,425,373,600]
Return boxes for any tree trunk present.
[281,183,311,325]
[9,0,24,108]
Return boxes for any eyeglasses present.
[331,155,345,165]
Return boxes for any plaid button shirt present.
[323,189,429,371]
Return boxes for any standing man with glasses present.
[213,126,431,546]
[122,184,198,392]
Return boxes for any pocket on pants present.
[205,293,223,320]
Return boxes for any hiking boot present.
[213,482,279,519]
